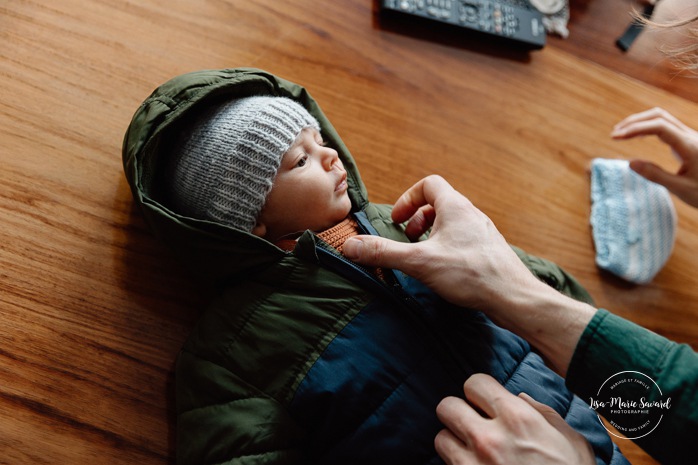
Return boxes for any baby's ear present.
[251,223,267,238]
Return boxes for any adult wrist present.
[486,277,597,377]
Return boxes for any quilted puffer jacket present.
[123,68,628,465]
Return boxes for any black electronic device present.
[380,0,546,49]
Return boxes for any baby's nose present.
[322,147,340,170]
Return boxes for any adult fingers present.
[612,118,692,156]
[343,235,422,271]
[391,175,456,224]
[612,107,689,135]
[403,205,436,241]
[629,159,696,199]
[462,373,513,419]
[434,428,473,465]
[436,396,486,445]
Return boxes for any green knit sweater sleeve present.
[566,309,698,464]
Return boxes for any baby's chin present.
[341,191,352,209]
[320,208,352,232]
[338,197,353,219]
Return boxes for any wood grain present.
[553,0,698,104]
[1,1,695,463]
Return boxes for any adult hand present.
[343,175,540,312]
[435,374,595,465]
[344,175,597,377]
[612,107,698,208]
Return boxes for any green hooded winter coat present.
[123,68,628,465]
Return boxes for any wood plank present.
[1,1,695,463]
[553,0,698,103]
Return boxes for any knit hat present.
[167,96,320,232]
[589,158,677,284]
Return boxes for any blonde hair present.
[643,12,698,72]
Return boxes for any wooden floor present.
[2,1,696,464]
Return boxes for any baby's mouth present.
[335,171,348,192]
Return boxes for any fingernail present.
[343,238,362,260]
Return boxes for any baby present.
[124,68,628,465]
[168,96,361,255]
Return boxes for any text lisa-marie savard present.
[589,397,672,411]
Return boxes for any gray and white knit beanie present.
[167,96,320,232]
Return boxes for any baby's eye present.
[296,154,309,168]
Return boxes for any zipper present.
[313,211,421,311]
[315,241,406,303]
[314,242,472,383]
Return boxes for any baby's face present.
[254,128,352,241]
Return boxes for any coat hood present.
[122,68,369,284]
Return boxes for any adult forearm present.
[485,278,597,378]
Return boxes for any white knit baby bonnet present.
[590,158,677,284]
